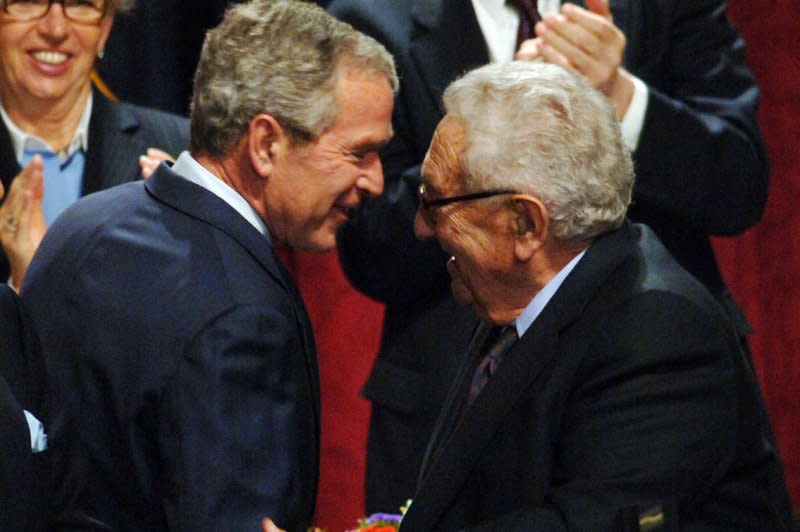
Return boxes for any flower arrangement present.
[344,500,410,532]
[345,512,403,532]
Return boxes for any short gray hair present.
[442,62,633,242]
[189,0,397,156]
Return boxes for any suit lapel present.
[409,0,491,113]
[82,89,144,195]
[144,165,322,455]
[417,320,493,483]
[404,223,637,530]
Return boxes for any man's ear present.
[511,194,549,262]
[247,114,285,178]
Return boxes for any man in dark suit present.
[328,0,767,512]
[100,0,333,115]
[397,61,791,531]
[20,1,396,530]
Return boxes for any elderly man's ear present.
[247,114,286,178]
[511,195,548,262]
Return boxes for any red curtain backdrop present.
[283,1,800,528]
[717,0,800,507]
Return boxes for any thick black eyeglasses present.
[1,0,108,23]
[417,183,517,226]
[417,183,516,209]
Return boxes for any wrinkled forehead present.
[422,115,469,192]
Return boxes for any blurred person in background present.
[0,0,188,290]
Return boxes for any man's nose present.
[355,152,384,197]
[413,206,435,240]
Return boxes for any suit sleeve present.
[160,304,316,532]
[631,0,767,235]
[468,293,750,531]
[0,375,32,531]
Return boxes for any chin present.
[293,230,337,254]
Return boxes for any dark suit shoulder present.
[328,0,412,50]
[109,99,190,152]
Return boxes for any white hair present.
[442,61,634,241]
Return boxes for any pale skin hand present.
[261,518,286,532]
[516,0,635,120]
[138,147,176,178]
[0,155,47,292]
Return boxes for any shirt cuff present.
[620,75,649,152]
[24,410,48,453]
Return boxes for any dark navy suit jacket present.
[22,165,320,531]
[328,0,768,512]
[0,285,56,531]
[400,223,792,531]
[0,286,39,530]
[0,89,189,281]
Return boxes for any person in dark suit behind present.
[20,1,397,530]
[99,0,334,116]
[0,372,32,530]
[396,60,792,531]
[0,0,189,290]
[0,268,43,530]
[327,0,768,513]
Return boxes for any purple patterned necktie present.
[467,326,519,405]
[508,0,542,49]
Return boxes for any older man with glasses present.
[397,61,792,531]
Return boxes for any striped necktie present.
[467,326,518,405]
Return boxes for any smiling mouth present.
[32,51,69,65]
[334,204,357,220]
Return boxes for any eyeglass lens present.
[3,0,106,22]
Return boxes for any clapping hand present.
[262,518,286,532]
[138,147,176,178]
[0,155,47,292]
[516,0,634,119]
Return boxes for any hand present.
[138,147,176,178]
[519,0,635,119]
[0,156,47,291]
[515,36,543,61]
[261,518,286,532]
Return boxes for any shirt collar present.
[514,247,587,338]
[0,92,92,162]
[171,151,272,243]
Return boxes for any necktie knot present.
[467,326,518,404]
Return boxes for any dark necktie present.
[466,326,518,405]
[509,0,542,49]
